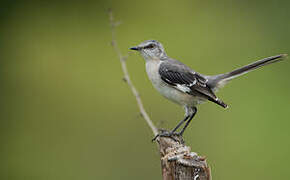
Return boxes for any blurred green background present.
[1,0,290,179]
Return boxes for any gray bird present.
[130,40,287,140]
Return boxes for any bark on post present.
[158,135,211,180]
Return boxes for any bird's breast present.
[145,60,162,86]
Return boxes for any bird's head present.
[130,40,167,61]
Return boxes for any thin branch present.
[108,9,158,136]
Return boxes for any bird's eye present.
[146,44,154,49]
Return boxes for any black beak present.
[129,46,139,51]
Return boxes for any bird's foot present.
[152,129,184,143]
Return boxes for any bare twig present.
[108,9,158,136]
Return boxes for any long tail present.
[207,54,287,91]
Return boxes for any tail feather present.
[208,54,287,91]
[208,98,228,109]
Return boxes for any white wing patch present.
[176,84,191,93]
[188,79,197,87]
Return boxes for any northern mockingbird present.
[130,40,287,140]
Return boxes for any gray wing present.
[159,60,228,108]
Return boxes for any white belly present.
[145,60,198,107]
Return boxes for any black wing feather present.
[159,61,228,108]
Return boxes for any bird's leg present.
[151,115,189,142]
[170,115,190,133]
[179,107,197,136]
[152,107,197,142]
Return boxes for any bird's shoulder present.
[159,58,207,86]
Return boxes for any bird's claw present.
[152,130,183,143]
